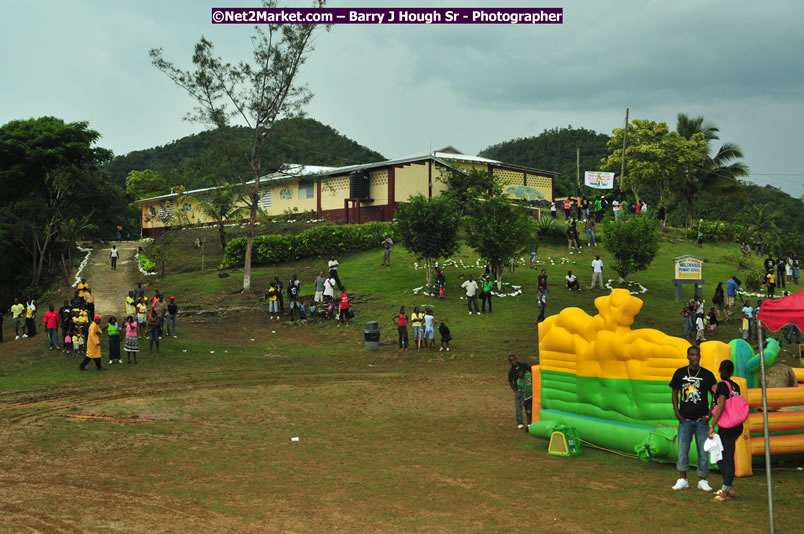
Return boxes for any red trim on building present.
[428,161,432,199]
[316,178,322,215]
[388,166,395,215]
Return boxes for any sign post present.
[672,255,705,301]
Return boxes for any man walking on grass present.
[590,255,604,289]
[669,346,716,492]
[461,275,479,315]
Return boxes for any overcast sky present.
[2,0,802,196]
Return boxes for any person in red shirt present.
[43,304,61,350]
[338,287,351,327]
[391,305,409,351]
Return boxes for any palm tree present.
[675,113,749,227]
[743,204,779,238]
[185,187,248,251]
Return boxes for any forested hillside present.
[104,118,385,191]
[479,126,611,196]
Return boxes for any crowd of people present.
[550,196,659,225]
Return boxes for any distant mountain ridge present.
[104,118,385,190]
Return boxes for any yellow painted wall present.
[526,173,554,201]
[367,169,388,204]
[268,179,316,216]
[394,161,429,203]
[320,174,351,210]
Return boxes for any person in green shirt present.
[480,274,494,314]
[11,298,26,339]
[107,316,122,364]
[517,367,533,427]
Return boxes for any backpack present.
[711,380,749,428]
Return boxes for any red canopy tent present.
[753,289,804,534]
[757,289,804,332]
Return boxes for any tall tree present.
[395,194,461,286]
[465,195,532,289]
[125,169,171,200]
[675,113,749,227]
[150,0,329,293]
[437,166,501,216]
[602,119,707,203]
[0,117,112,285]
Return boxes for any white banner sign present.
[584,171,615,189]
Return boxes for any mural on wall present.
[280,188,294,200]
[505,185,545,201]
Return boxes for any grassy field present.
[1,226,803,533]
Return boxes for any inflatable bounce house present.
[529,289,804,476]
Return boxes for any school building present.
[135,148,557,238]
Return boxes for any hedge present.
[223,222,398,267]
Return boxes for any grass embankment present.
[1,226,802,533]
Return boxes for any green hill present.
[104,118,386,190]
[479,126,611,196]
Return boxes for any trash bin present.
[364,321,380,351]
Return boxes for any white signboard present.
[674,258,703,280]
[584,171,615,189]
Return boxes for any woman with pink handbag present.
[708,359,748,502]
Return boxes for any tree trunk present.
[242,192,258,293]
[218,221,227,251]
[686,193,694,229]
[496,262,503,290]
[60,253,70,285]
[425,257,433,287]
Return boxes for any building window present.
[260,189,272,208]
[299,181,315,200]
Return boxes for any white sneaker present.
[697,479,713,492]
[672,478,689,491]
[23,334,28,338]
[517,424,525,429]
[446,348,450,352]
[439,347,443,351]
[569,252,574,255]
[15,336,20,340]
[468,312,472,315]
[109,361,113,365]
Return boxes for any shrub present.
[602,216,660,280]
[743,270,766,292]
[685,221,749,242]
[223,222,398,267]
[534,217,568,244]
[139,253,156,272]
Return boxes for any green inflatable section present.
[529,410,688,464]
[533,370,698,464]
[540,370,676,425]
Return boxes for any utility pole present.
[620,108,629,192]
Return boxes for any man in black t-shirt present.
[508,354,532,430]
[669,345,717,492]
[287,275,301,321]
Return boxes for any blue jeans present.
[586,228,596,246]
[515,389,524,425]
[47,328,60,349]
[677,420,709,477]
[467,295,479,313]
